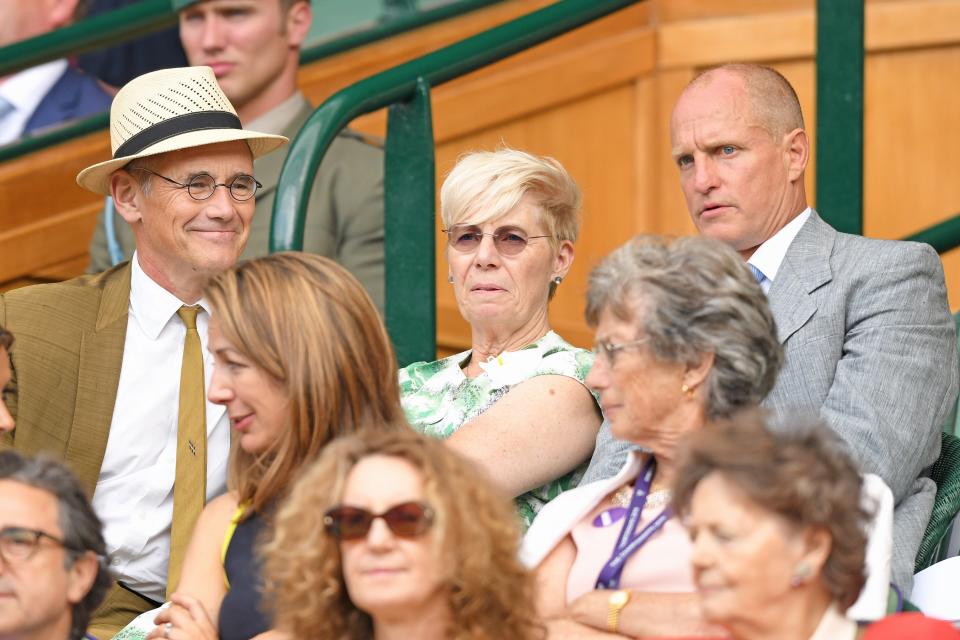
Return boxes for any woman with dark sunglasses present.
[117,253,405,640]
[399,148,601,530]
[262,427,544,640]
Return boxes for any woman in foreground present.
[523,234,782,638]
[130,253,404,640]
[262,427,544,640]
[674,409,897,639]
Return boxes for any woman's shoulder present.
[201,491,243,534]
[531,331,595,381]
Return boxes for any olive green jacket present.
[0,264,131,496]
[87,94,385,312]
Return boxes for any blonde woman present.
[263,427,544,640]
[400,148,601,527]
[122,253,404,640]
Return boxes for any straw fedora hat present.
[76,66,288,195]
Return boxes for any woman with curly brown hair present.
[262,427,545,640]
[673,408,894,639]
[126,253,404,640]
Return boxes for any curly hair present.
[204,253,404,518]
[672,408,869,609]
[585,234,782,420]
[262,427,545,640]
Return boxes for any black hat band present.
[114,111,243,159]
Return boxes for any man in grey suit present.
[581,63,958,593]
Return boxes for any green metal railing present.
[0,0,505,163]
[269,0,642,366]
[0,0,176,78]
[816,0,960,250]
[816,0,864,236]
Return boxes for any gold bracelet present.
[606,589,631,632]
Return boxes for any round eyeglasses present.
[323,501,434,541]
[0,526,74,564]
[131,167,261,202]
[591,337,651,367]
[443,224,551,256]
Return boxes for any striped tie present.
[748,263,766,286]
[167,306,207,595]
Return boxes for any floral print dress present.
[399,331,597,528]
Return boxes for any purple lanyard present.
[594,457,672,590]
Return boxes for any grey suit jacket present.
[581,212,959,593]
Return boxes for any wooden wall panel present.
[864,46,960,307]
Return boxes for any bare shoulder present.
[510,374,598,406]
[201,491,241,527]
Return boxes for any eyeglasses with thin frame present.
[443,224,551,256]
[0,526,74,564]
[323,501,434,541]
[131,167,261,202]
[591,337,651,367]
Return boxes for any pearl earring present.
[447,275,453,283]
[790,563,811,588]
[553,276,563,285]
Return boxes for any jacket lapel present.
[767,211,835,344]
[65,266,131,496]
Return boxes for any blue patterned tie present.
[748,263,766,286]
[0,96,14,124]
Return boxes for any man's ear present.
[285,0,312,48]
[65,551,99,605]
[110,171,145,226]
[782,128,809,183]
[48,0,81,30]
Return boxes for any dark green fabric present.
[914,431,960,571]
[941,312,960,435]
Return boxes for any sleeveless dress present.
[217,506,270,640]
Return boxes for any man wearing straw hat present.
[0,65,286,637]
[88,0,386,313]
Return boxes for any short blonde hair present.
[440,148,582,250]
[263,427,545,640]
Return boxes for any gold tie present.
[167,305,207,595]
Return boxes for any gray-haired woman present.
[522,234,783,639]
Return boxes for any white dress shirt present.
[747,207,812,294]
[91,254,229,602]
[0,59,67,145]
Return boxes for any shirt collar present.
[747,207,812,283]
[129,252,211,340]
[0,59,68,114]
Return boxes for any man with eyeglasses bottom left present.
[0,66,287,637]
[0,450,112,640]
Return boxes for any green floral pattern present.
[399,331,596,528]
